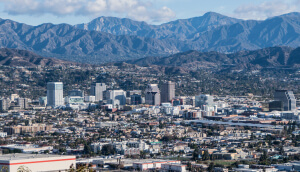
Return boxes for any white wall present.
[0,156,75,172]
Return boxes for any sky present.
[0,0,299,26]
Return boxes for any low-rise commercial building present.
[4,124,53,135]
[161,163,187,172]
[0,154,76,172]
[133,160,180,171]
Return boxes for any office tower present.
[195,94,214,108]
[131,94,142,105]
[269,101,283,111]
[185,97,195,106]
[90,83,106,101]
[145,84,161,106]
[68,89,84,97]
[0,98,10,111]
[274,90,296,111]
[105,90,126,108]
[39,97,47,106]
[161,81,175,103]
[10,94,19,102]
[84,96,95,102]
[16,98,28,109]
[47,82,64,107]
[126,90,142,97]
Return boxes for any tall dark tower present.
[274,90,296,111]
[161,81,175,103]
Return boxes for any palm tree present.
[17,166,32,172]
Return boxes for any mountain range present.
[1,12,300,64]
[75,12,241,41]
[2,46,300,70]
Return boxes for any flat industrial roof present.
[0,154,75,162]
[1,144,51,149]
[133,160,179,164]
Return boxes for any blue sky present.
[0,0,299,26]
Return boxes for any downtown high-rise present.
[274,90,296,111]
[161,81,175,103]
[145,84,161,106]
[90,83,106,102]
[47,82,64,107]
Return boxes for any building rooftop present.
[0,153,74,161]
[2,144,41,149]
[133,160,179,164]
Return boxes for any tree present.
[59,147,66,154]
[17,166,32,172]
[202,150,210,161]
[259,151,270,165]
[231,161,240,168]
[84,144,92,155]
[140,151,147,159]
[250,133,256,140]
[2,149,9,154]
[68,164,75,172]
[228,149,237,153]
[210,154,216,161]
[0,166,8,172]
[279,145,285,155]
[207,162,214,172]
[101,144,115,155]
[160,135,174,142]
[260,151,268,161]
[192,147,201,160]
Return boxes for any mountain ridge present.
[75,12,300,54]
[75,12,241,41]
[127,46,299,69]
[1,12,300,64]
[0,48,78,67]
[1,46,300,70]
[0,19,182,63]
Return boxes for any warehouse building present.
[133,160,181,171]
[0,154,76,172]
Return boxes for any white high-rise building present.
[90,83,106,101]
[47,82,64,107]
[105,90,126,108]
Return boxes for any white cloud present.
[152,6,176,23]
[0,0,176,23]
[127,6,175,23]
[233,1,298,20]
[107,0,139,12]
[3,0,40,15]
[81,0,107,15]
